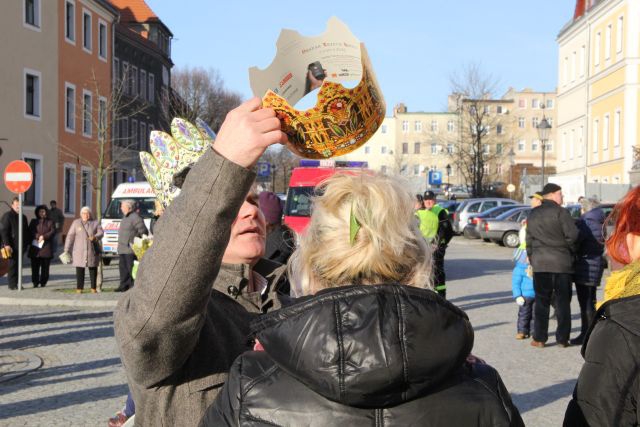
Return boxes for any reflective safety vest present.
[429,204,448,218]
[415,209,439,241]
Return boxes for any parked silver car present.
[479,207,531,248]
[462,204,527,239]
[452,198,520,234]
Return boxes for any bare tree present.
[58,67,148,290]
[448,63,511,197]
[164,66,243,133]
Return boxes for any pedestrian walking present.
[48,200,65,255]
[113,104,290,426]
[202,173,523,427]
[63,206,103,293]
[423,190,454,297]
[564,186,640,426]
[512,221,535,339]
[259,191,295,264]
[0,197,30,290]
[570,197,606,346]
[27,205,55,288]
[115,200,147,292]
[526,183,578,348]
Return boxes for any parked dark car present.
[463,205,527,239]
[480,207,531,248]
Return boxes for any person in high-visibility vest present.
[423,191,454,298]
[414,194,439,244]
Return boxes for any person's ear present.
[626,233,640,262]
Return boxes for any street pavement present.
[0,238,600,426]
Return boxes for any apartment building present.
[0,0,59,212]
[109,0,173,184]
[556,0,640,196]
[503,88,557,169]
[58,0,118,231]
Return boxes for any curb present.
[0,350,43,384]
[0,297,117,308]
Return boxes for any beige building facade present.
[0,0,59,213]
[555,0,640,200]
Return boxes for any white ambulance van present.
[100,182,155,265]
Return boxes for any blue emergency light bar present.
[298,160,369,168]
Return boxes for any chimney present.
[573,0,586,19]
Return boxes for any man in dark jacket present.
[424,191,454,298]
[116,200,148,292]
[259,191,294,264]
[526,183,579,348]
[114,98,290,426]
[1,197,30,290]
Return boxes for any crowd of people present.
[2,97,639,426]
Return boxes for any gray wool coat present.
[117,211,148,255]
[114,148,288,427]
[64,219,103,268]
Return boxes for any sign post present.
[4,160,33,291]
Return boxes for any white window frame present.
[140,69,147,100]
[603,114,610,150]
[569,129,575,160]
[616,16,623,53]
[65,82,76,132]
[578,126,584,158]
[571,51,577,82]
[402,120,408,133]
[414,121,422,132]
[131,118,138,148]
[518,117,525,128]
[139,121,146,150]
[148,73,155,103]
[113,57,120,87]
[593,119,599,153]
[414,142,420,154]
[65,0,75,44]
[431,143,437,154]
[430,120,438,132]
[364,146,370,154]
[447,120,454,132]
[532,140,539,152]
[531,99,539,109]
[82,89,92,138]
[381,146,387,154]
[132,66,138,96]
[605,24,612,61]
[21,153,43,206]
[24,68,41,120]
[80,166,92,209]
[447,144,454,154]
[381,124,387,134]
[98,96,107,141]
[594,32,601,67]
[82,9,92,53]
[614,109,621,147]
[23,0,41,31]
[63,163,77,215]
[98,19,107,61]
[517,140,525,152]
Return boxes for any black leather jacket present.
[202,284,524,426]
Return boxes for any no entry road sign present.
[4,160,33,194]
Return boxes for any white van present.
[100,182,155,265]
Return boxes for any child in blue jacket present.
[512,224,535,339]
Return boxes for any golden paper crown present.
[139,117,216,208]
[250,18,386,159]
[264,46,385,159]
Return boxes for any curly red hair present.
[606,186,640,265]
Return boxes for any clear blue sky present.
[150,0,575,113]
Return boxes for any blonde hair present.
[288,173,432,296]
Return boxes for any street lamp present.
[536,116,551,187]
[445,164,451,199]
